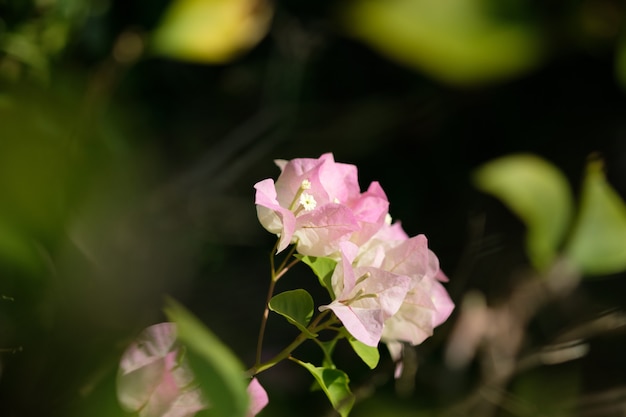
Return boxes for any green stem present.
[254,277,277,367]
[255,242,302,367]
[248,310,335,376]
[274,244,298,281]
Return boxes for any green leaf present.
[510,365,580,417]
[164,298,249,417]
[269,289,316,337]
[0,217,42,273]
[564,158,626,276]
[298,255,337,298]
[347,335,380,369]
[473,154,573,271]
[319,339,339,369]
[341,0,542,86]
[292,359,355,417]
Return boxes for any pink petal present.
[385,341,404,379]
[322,266,411,347]
[348,182,390,245]
[431,280,455,327]
[246,378,269,417]
[119,323,177,374]
[328,304,383,347]
[317,154,360,204]
[382,235,430,278]
[254,179,296,253]
[117,323,208,417]
[292,205,360,257]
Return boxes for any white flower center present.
[299,193,317,211]
[301,179,311,190]
[384,213,392,225]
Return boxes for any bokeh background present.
[1,0,626,416]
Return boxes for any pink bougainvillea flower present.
[254,153,392,257]
[255,153,361,255]
[117,323,208,417]
[246,378,269,417]
[320,242,412,346]
[383,271,454,379]
[344,181,390,247]
[351,226,454,359]
[380,241,454,345]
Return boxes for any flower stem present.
[254,277,277,367]
[248,310,334,376]
[254,242,301,367]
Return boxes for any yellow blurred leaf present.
[152,0,272,63]
[341,0,543,86]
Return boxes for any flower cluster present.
[255,153,454,352]
[116,152,453,417]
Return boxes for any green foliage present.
[269,289,317,337]
[341,0,542,86]
[510,365,580,417]
[164,298,249,417]
[347,334,380,369]
[473,154,574,271]
[0,218,43,272]
[292,359,355,417]
[298,255,338,298]
[318,339,339,369]
[565,159,626,276]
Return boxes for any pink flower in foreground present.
[118,323,269,417]
[254,153,390,257]
[117,323,207,417]
[320,242,412,346]
[247,378,268,417]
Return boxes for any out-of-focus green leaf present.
[347,334,380,369]
[293,359,355,417]
[152,0,273,64]
[510,365,580,417]
[0,218,42,273]
[564,158,626,276]
[341,0,542,86]
[164,298,249,417]
[269,289,316,337]
[473,154,573,271]
[298,255,337,298]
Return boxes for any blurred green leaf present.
[473,154,574,271]
[293,359,355,417]
[152,0,273,64]
[510,365,580,417]
[347,334,379,369]
[0,218,42,272]
[269,289,316,337]
[164,298,249,417]
[298,255,337,298]
[341,0,542,86]
[564,158,626,276]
